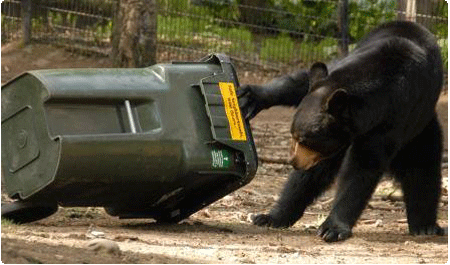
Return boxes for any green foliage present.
[158,0,191,13]
[348,0,396,41]
[31,17,46,32]
[54,0,115,16]
[299,37,339,64]
[15,0,446,67]
[49,11,64,26]
[67,13,78,28]
[157,15,194,46]
[260,34,296,63]
[438,38,448,70]
[153,0,445,67]
[432,2,448,38]
[317,37,339,60]
[93,20,113,44]
[194,0,240,21]
[157,14,255,56]
[1,14,22,40]
[47,11,77,28]
[276,0,338,38]
[431,1,448,71]
[227,27,254,55]
[1,218,17,228]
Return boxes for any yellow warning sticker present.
[219,82,247,141]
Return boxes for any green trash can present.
[1,54,257,223]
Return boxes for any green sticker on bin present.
[211,149,231,169]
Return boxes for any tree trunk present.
[112,0,157,68]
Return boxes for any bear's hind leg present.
[391,116,445,236]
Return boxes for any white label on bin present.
[211,149,231,169]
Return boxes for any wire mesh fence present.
[2,0,115,54]
[1,0,448,71]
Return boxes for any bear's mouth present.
[289,140,324,170]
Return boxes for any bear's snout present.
[289,139,323,170]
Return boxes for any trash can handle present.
[199,53,231,67]
[124,100,137,134]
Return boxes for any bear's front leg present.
[317,146,384,242]
[238,71,310,119]
[253,153,344,228]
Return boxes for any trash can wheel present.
[1,200,58,224]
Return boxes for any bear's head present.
[290,62,352,170]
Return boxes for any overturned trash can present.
[1,54,257,224]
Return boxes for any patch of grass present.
[438,38,448,70]
[260,35,339,65]
[157,15,194,46]
[157,15,255,57]
[1,15,22,39]
[299,37,339,64]
[260,34,297,63]
[31,17,46,32]
[1,218,18,230]
[226,27,255,56]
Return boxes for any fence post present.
[338,0,349,57]
[405,0,417,22]
[21,0,32,44]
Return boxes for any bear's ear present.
[325,88,349,119]
[309,62,328,85]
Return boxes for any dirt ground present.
[1,42,448,263]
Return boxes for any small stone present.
[200,209,211,218]
[404,240,414,246]
[360,219,376,225]
[247,213,254,223]
[375,219,383,227]
[88,230,105,238]
[86,239,121,256]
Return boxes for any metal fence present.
[2,0,116,54]
[1,0,448,70]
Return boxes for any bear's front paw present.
[237,84,270,120]
[317,218,352,242]
[252,214,289,228]
[409,224,447,236]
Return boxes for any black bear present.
[238,21,445,242]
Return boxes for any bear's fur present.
[239,21,445,242]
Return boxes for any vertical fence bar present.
[397,0,406,20]
[338,0,349,56]
[21,0,31,44]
